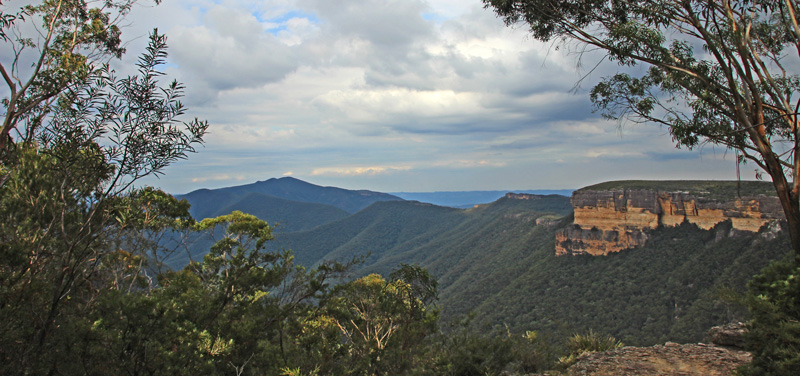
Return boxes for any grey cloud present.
[300,0,432,48]
[646,150,706,161]
[488,137,562,151]
[167,6,299,95]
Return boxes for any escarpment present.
[556,181,784,256]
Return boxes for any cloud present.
[161,5,302,103]
[431,159,508,168]
[311,165,413,176]
[123,0,749,194]
[191,173,246,183]
[299,0,432,48]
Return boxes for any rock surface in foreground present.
[566,343,751,376]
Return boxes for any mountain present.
[273,200,467,268]
[180,177,403,216]
[175,177,404,235]
[193,192,350,232]
[160,177,402,267]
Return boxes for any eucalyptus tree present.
[484,0,800,253]
[0,30,207,372]
[0,0,152,152]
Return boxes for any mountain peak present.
[184,177,402,214]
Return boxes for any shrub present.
[558,330,624,369]
[739,255,800,375]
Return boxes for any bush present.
[739,255,800,375]
[558,330,624,368]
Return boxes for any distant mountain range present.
[177,177,402,231]
[178,176,571,230]
[167,177,792,347]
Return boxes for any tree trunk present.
[765,163,800,254]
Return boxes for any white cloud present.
[432,159,508,168]
[311,165,413,176]
[191,173,246,183]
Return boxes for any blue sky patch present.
[260,9,319,35]
[422,12,446,23]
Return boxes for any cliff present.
[555,181,784,256]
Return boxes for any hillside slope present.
[274,189,790,346]
[391,189,574,208]
[210,192,350,232]
[463,219,789,345]
[272,200,466,268]
[273,194,572,269]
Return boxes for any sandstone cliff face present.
[556,187,783,256]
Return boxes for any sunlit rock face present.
[556,187,783,256]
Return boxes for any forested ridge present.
[266,191,792,346]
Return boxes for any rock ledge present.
[566,343,751,376]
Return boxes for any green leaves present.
[320,266,440,375]
[0,20,209,373]
[558,330,624,368]
[741,255,800,375]
[1,0,141,151]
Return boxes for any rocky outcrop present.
[506,193,538,200]
[566,342,751,376]
[556,184,783,256]
[708,322,747,349]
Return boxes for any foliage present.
[483,0,800,253]
[0,29,207,372]
[558,330,624,369]
[0,0,154,151]
[739,255,800,375]
[99,212,354,375]
[309,264,439,375]
[429,318,557,376]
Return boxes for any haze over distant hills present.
[177,176,571,230]
[177,177,402,232]
[180,176,402,214]
[391,189,574,208]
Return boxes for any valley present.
[178,177,792,346]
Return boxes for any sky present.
[14,0,750,194]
